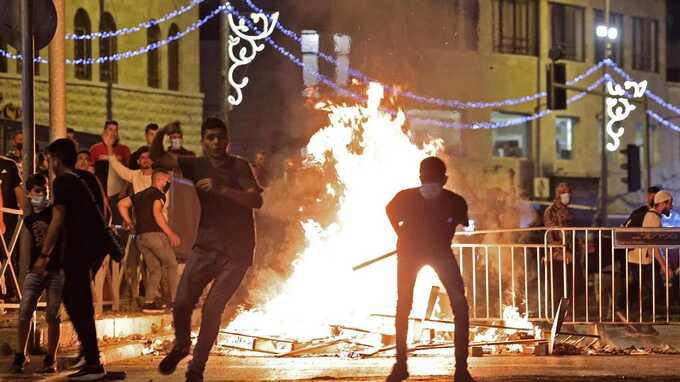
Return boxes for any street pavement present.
[2,354,680,381]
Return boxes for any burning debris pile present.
[207,83,547,358]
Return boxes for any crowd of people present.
[543,182,675,334]
[0,114,675,382]
[0,117,272,381]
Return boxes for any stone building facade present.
[410,0,677,216]
[0,0,204,152]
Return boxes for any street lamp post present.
[596,0,616,226]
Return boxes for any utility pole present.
[49,0,67,141]
[598,0,610,226]
[21,0,35,180]
[19,0,36,328]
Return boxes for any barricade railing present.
[452,227,680,324]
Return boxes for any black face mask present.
[16,143,22,151]
[163,182,171,193]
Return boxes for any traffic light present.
[546,63,567,110]
[620,144,641,192]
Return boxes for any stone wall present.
[0,0,204,152]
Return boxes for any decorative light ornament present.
[605,80,647,151]
[226,7,279,106]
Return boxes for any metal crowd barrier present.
[452,227,680,324]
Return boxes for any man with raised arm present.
[151,118,262,382]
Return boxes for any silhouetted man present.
[385,156,475,382]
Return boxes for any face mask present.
[16,143,23,151]
[419,183,443,200]
[162,182,171,193]
[560,193,571,205]
[30,195,49,212]
[171,138,182,150]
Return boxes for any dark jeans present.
[396,252,469,371]
[63,263,100,365]
[18,270,64,325]
[173,247,248,374]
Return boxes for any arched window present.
[168,23,180,90]
[0,36,7,73]
[74,8,92,80]
[147,24,160,88]
[99,12,117,83]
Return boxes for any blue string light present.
[604,72,680,133]
[243,0,605,109]
[605,61,680,117]
[230,5,606,130]
[66,0,206,40]
[647,110,680,133]
[0,2,229,65]
[410,75,606,129]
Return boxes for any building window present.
[551,3,585,62]
[491,112,531,158]
[492,0,538,56]
[633,17,659,72]
[168,23,180,90]
[99,12,118,83]
[555,117,576,160]
[147,24,161,88]
[74,9,92,80]
[0,36,7,73]
[594,10,624,65]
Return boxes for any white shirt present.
[627,210,662,264]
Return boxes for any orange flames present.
[228,83,443,340]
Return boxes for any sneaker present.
[186,369,204,382]
[67,363,106,381]
[8,353,28,373]
[142,300,166,313]
[454,369,477,382]
[386,363,409,382]
[70,351,86,370]
[41,355,57,373]
[158,345,191,375]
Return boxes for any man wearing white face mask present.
[385,157,474,382]
[167,127,196,158]
[9,174,63,374]
[544,182,576,314]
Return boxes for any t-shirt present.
[25,207,61,271]
[624,205,649,228]
[168,146,196,157]
[0,156,21,210]
[53,170,108,265]
[386,187,469,257]
[628,210,663,265]
[89,142,131,196]
[178,155,262,264]
[132,187,166,234]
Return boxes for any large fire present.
[227,83,443,340]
